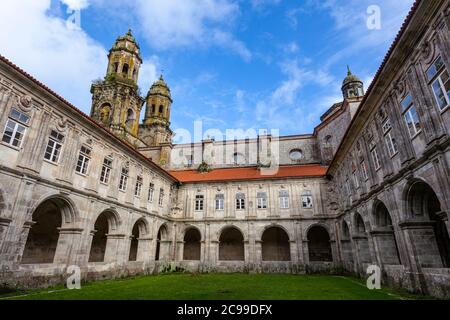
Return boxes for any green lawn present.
[0,273,428,300]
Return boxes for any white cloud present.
[61,0,90,10]
[0,0,105,111]
[0,0,159,115]
[93,0,251,61]
[211,30,252,61]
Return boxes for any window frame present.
[279,190,290,209]
[256,192,268,209]
[158,188,164,207]
[100,157,113,184]
[427,56,450,112]
[236,193,246,210]
[195,195,205,211]
[215,194,224,211]
[134,175,143,198]
[2,109,30,149]
[44,130,65,164]
[401,94,421,138]
[148,183,155,203]
[301,191,313,209]
[370,147,381,171]
[75,145,92,176]
[118,166,129,192]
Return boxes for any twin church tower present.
[90,31,365,167]
[90,30,173,165]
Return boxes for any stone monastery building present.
[0,0,449,298]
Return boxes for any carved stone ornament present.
[421,38,436,65]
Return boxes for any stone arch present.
[122,63,129,77]
[155,223,170,261]
[21,195,77,264]
[99,103,112,124]
[89,210,121,263]
[372,200,401,265]
[126,109,135,129]
[183,227,201,261]
[129,218,149,262]
[405,180,450,268]
[352,212,371,264]
[261,226,291,261]
[340,220,354,268]
[219,226,245,261]
[307,225,332,262]
[354,212,367,234]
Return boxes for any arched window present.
[126,109,135,129]
[99,104,111,124]
[219,227,244,261]
[183,228,201,261]
[340,220,354,269]
[155,225,170,261]
[407,181,450,268]
[22,199,63,264]
[159,105,164,114]
[307,225,332,262]
[373,201,400,265]
[129,219,148,262]
[355,214,366,234]
[262,227,290,261]
[122,64,129,77]
[89,211,116,263]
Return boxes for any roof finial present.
[347,65,352,76]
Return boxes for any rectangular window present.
[2,109,30,148]
[148,183,155,202]
[385,132,398,157]
[257,192,267,209]
[428,57,450,111]
[186,156,193,167]
[382,119,392,134]
[301,191,313,209]
[75,146,91,175]
[100,157,113,184]
[371,147,381,171]
[135,176,143,197]
[44,130,64,163]
[119,167,129,191]
[236,193,246,210]
[401,94,421,137]
[279,190,290,209]
[158,188,164,207]
[352,171,359,189]
[195,195,204,211]
[215,194,224,210]
[361,160,369,181]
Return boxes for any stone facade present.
[0,0,449,299]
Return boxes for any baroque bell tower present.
[90,30,145,146]
[138,75,174,165]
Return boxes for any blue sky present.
[0,0,415,140]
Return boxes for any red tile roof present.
[169,165,328,183]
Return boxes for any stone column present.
[399,221,443,268]
[104,234,127,264]
[14,221,35,264]
[54,228,84,265]
[137,238,153,263]
[255,240,262,272]
[0,218,12,260]
[289,240,298,269]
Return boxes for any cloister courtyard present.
[0,273,432,300]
